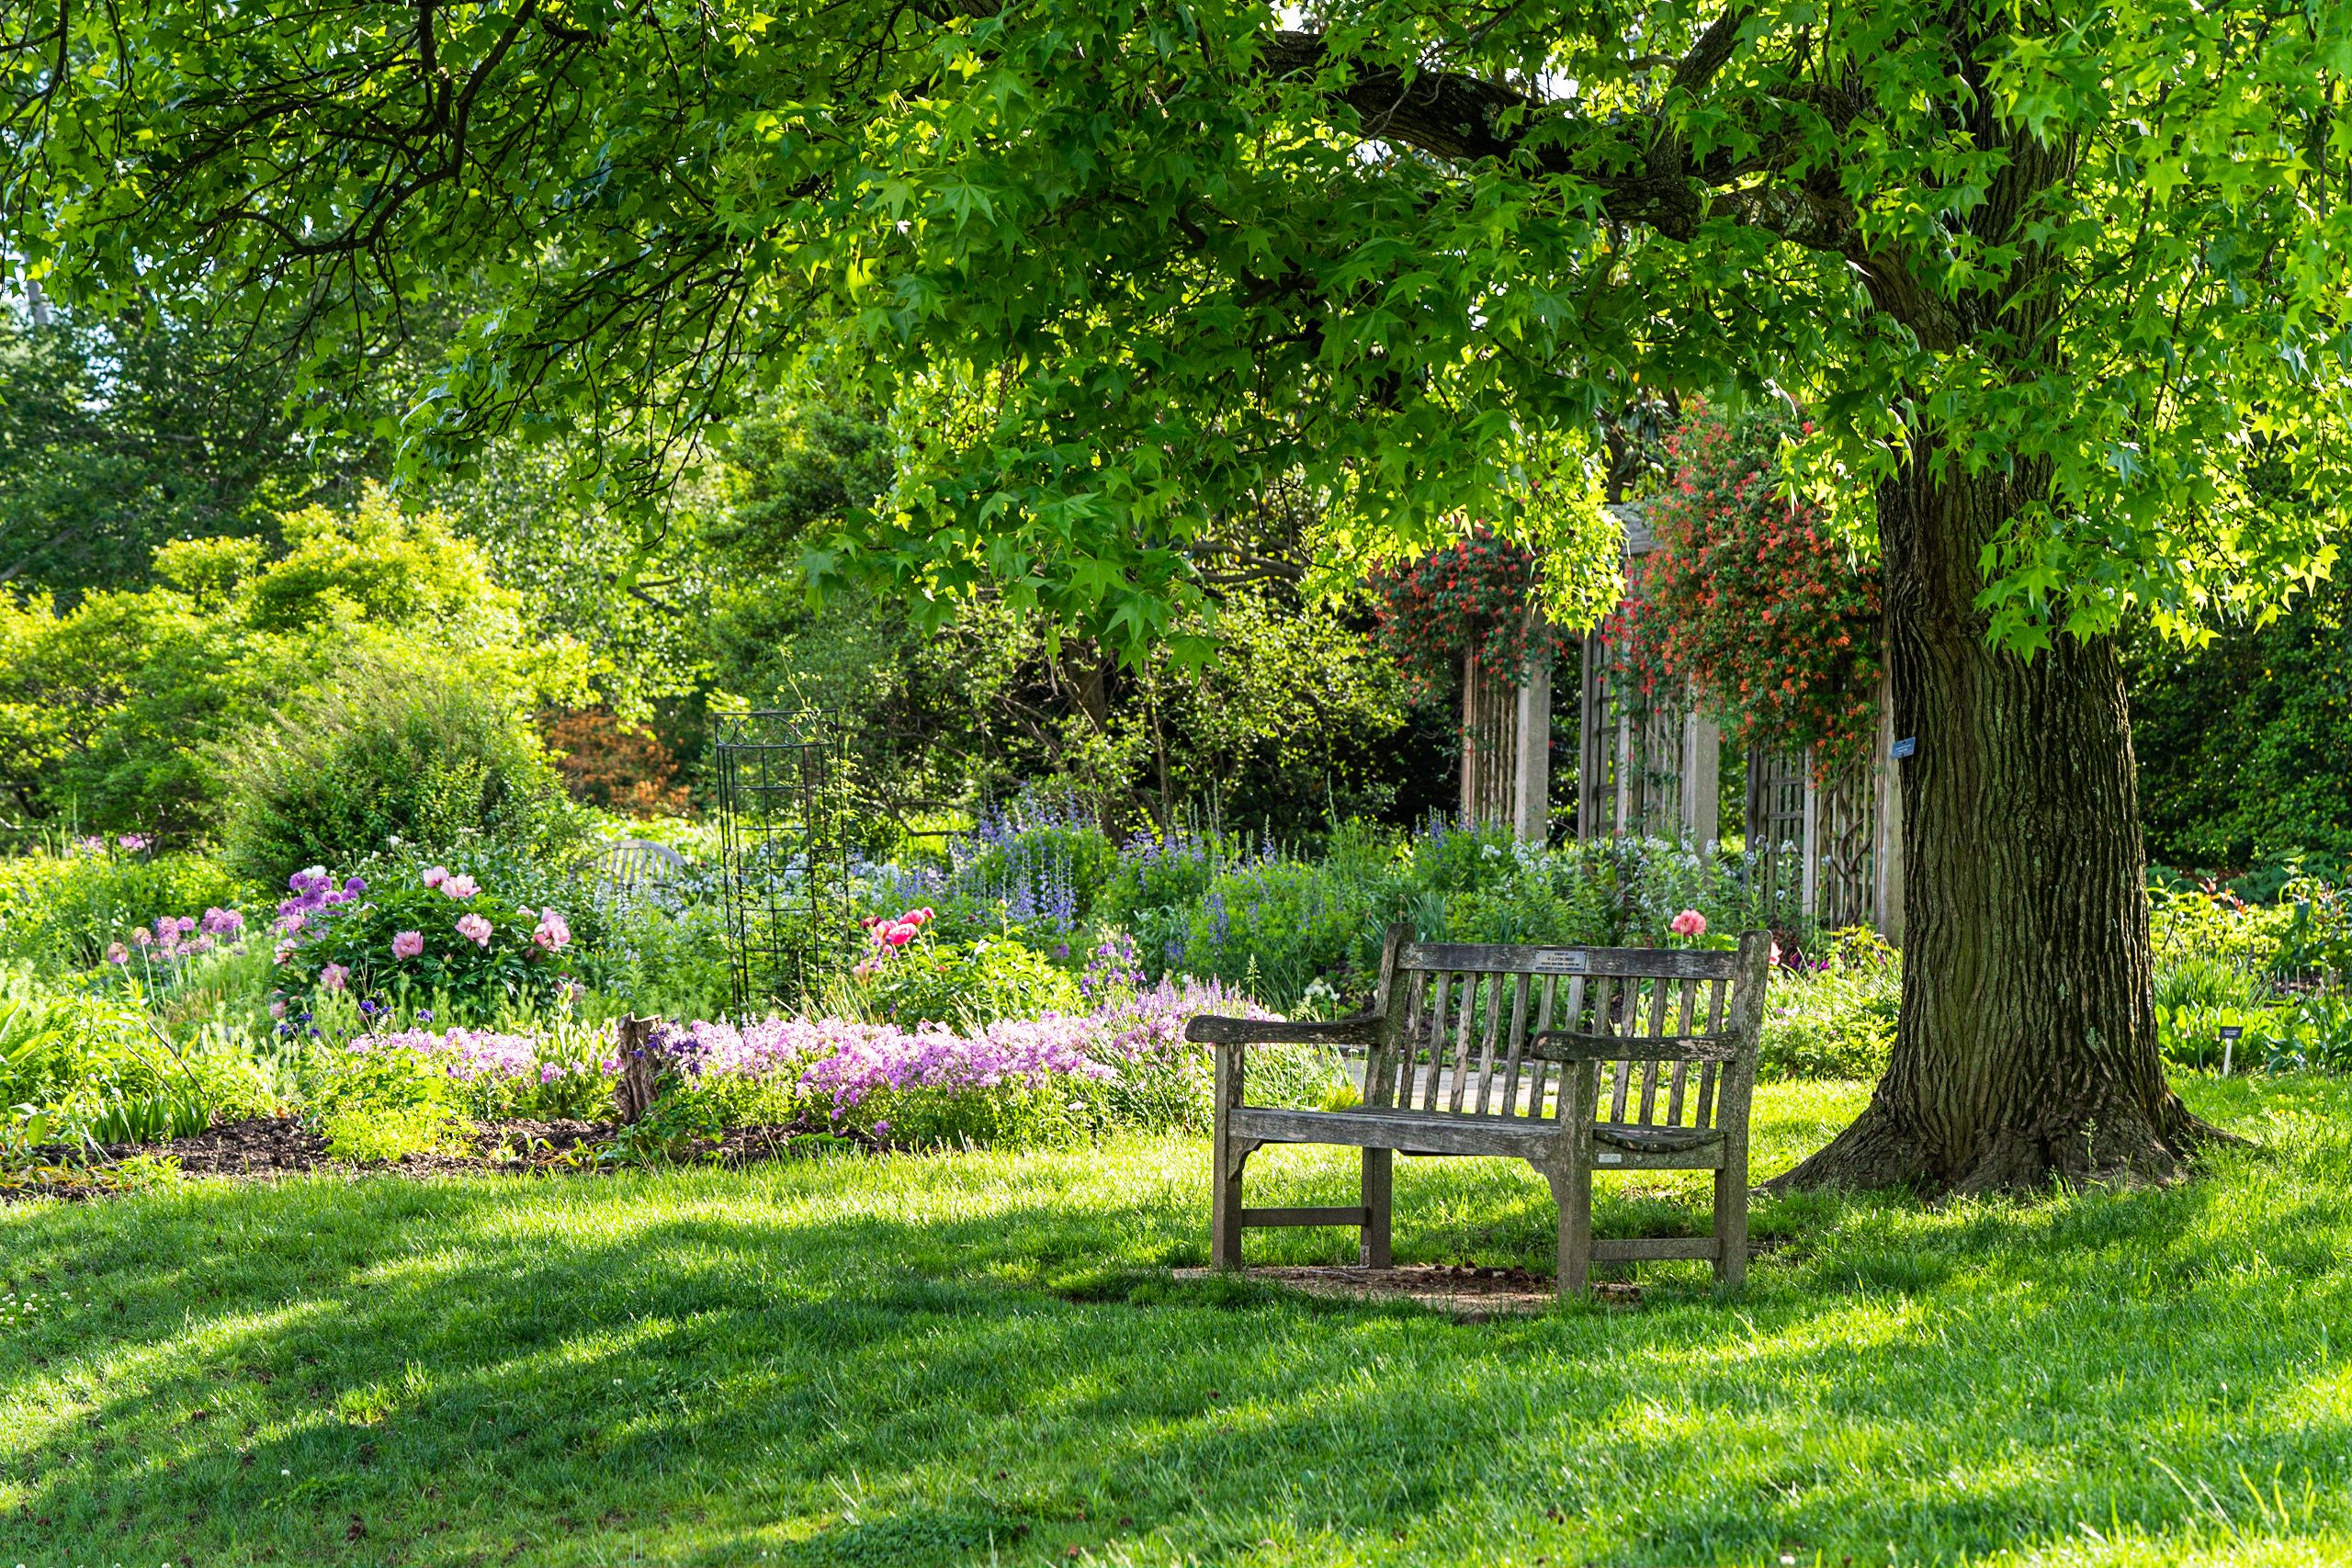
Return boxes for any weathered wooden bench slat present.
[1228,1105,1561,1158]
[1604,976,1632,1123]
[1401,943,1741,979]
[1187,1015,1383,1046]
[1497,972,1532,1117]
[1529,1032,1743,1063]
[1191,924,1770,1298]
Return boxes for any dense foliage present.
[2128,578,2352,873]
[0,486,583,842]
[223,672,585,887]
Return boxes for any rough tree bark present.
[1771,452,2218,1195]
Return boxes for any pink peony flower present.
[444,874,480,900]
[320,963,350,991]
[884,924,916,947]
[391,930,425,960]
[532,908,571,951]
[457,912,492,947]
[269,998,287,1019]
[1669,909,1708,937]
[274,941,296,965]
[422,865,449,888]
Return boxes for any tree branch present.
[1256,24,1962,349]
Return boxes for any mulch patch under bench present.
[4,1114,876,1201]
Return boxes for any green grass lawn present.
[5,1077,2351,1568]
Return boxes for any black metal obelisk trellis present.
[714,712,851,1014]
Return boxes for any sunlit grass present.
[2,1076,2349,1566]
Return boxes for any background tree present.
[0,298,381,597]
[6,0,2347,1190]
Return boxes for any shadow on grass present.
[0,1100,2348,1566]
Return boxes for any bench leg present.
[1360,1147,1393,1269]
[1544,1164,1592,1298]
[1212,1138,1250,1269]
[1713,1158,1747,1290]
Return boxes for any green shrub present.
[2155,1002,2286,1072]
[0,847,250,971]
[944,813,1121,937]
[595,895,733,1023]
[221,666,587,888]
[2153,954,2265,1013]
[1176,856,1400,1009]
[300,1037,469,1160]
[2150,886,2295,977]
[1758,930,1900,1079]
[840,934,1080,1028]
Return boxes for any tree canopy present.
[10,0,2341,650]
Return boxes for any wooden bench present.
[1184,926,1770,1296]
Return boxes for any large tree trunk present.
[1774,450,2217,1196]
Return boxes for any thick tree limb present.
[1257,26,1961,349]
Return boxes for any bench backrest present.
[578,837,690,902]
[1363,926,1771,1137]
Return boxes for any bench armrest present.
[1185,1013,1382,1047]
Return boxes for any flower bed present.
[311,977,1306,1156]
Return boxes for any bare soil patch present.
[5,1114,873,1201]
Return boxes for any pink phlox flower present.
[117,833,152,852]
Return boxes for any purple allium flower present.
[105,941,129,964]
